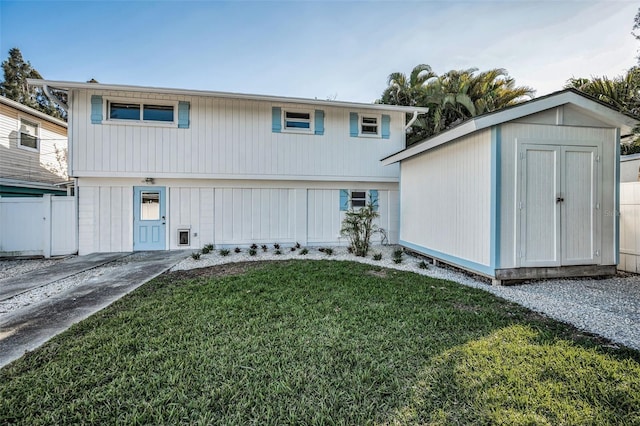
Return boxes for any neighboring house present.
[382,89,638,284]
[621,152,640,182]
[29,79,426,255]
[0,96,69,197]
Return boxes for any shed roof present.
[27,79,429,114]
[381,89,638,165]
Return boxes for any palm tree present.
[379,64,437,106]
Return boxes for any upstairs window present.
[360,115,379,136]
[108,101,175,123]
[283,110,312,131]
[19,119,39,151]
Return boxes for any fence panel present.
[620,182,640,273]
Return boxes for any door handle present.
[556,197,564,203]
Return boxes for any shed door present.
[519,144,598,267]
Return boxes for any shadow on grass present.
[1,260,639,425]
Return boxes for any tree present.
[0,48,66,120]
[379,65,533,144]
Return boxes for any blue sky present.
[1,0,638,103]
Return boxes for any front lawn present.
[1,260,639,425]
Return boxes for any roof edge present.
[0,96,67,128]
[27,79,429,113]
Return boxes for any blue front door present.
[133,186,166,251]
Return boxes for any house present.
[0,96,69,197]
[28,79,426,255]
[382,89,638,284]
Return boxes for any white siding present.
[71,89,404,181]
[499,123,616,268]
[400,129,493,266]
[620,182,640,272]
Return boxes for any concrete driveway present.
[0,250,189,369]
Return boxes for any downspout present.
[403,110,427,132]
[43,85,68,112]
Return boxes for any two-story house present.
[29,80,426,255]
[0,96,69,197]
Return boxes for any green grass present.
[1,260,639,425]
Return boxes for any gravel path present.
[172,245,640,351]
[1,247,638,351]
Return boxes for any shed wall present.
[399,129,492,267]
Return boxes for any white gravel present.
[172,245,640,351]
[0,257,70,281]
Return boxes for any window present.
[351,191,367,208]
[360,115,379,136]
[140,192,160,220]
[283,109,313,132]
[108,101,175,123]
[19,119,39,150]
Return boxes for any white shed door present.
[520,144,598,267]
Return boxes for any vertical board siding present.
[73,91,403,181]
[308,190,342,243]
[619,182,640,272]
[400,129,492,266]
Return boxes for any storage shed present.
[382,89,637,284]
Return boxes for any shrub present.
[290,247,296,252]
[204,243,214,251]
[273,243,280,250]
[393,249,403,264]
[234,247,241,253]
[373,253,382,261]
[299,248,309,255]
[261,245,268,252]
[340,202,379,257]
[295,242,301,249]
[324,248,334,256]
[275,249,282,255]
[249,248,257,256]
[418,260,429,269]
[219,249,230,256]
[191,252,201,260]
[201,246,210,254]
[250,243,258,250]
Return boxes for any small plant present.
[191,252,201,260]
[340,201,379,257]
[373,253,382,261]
[273,243,281,250]
[219,249,230,256]
[393,249,403,264]
[347,246,354,254]
[318,247,326,252]
[204,243,214,251]
[299,248,309,255]
[275,249,282,255]
[418,260,429,269]
[201,246,210,254]
[249,248,257,256]
[295,242,301,249]
[324,248,334,256]
[234,247,241,253]
[290,247,296,252]
[250,243,258,250]
[261,245,268,252]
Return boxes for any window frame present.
[18,117,40,152]
[104,97,179,127]
[350,190,367,209]
[358,113,381,138]
[281,108,315,134]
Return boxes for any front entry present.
[519,144,600,267]
[133,186,166,251]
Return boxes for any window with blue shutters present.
[99,97,187,128]
[340,189,380,211]
[273,107,325,135]
[350,113,390,138]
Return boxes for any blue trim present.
[90,95,102,124]
[314,110,324,135]
[178,101,190,128]
[381,114,390,139]
[615,128,621,264]
[339,189,349,211]
[272,107,281,133]
[369,189,378,211]
[400,240,496,277]
[349,112,358,137]
[490,125,501,270]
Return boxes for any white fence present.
[620,182,640,273]
[0,195,77,258]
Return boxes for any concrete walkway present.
[0,250,189,369]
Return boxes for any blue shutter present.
[349,112,358,137]
[178,101,190,128]
[90,95,102,124]
[314,110,324,135]
[369,190,379,211]
[272,107,282,133]
[339,189,349,211]
[381,114,390,139]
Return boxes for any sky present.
[0,0,639,103]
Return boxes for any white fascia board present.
[621,153,640,162]
[27,79,429,114]
[382,90,639,165]
[0,96,67,128]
